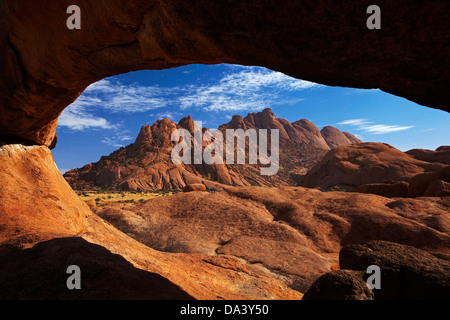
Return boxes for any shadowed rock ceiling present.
[1,0,449,147]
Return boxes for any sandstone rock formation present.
[1,1,450,147]
[300,142,446,189]
[302,269,374,300]
[0,143,302,300]
[423,179,450,197]
[64,116,236,191]
[342,132,363,145]
[304,241,450,300]
[353,181,409,198]
[351,156,449,198]
[320,126,356,149]
[406,146,450,165]
[0,144,89,247]
[183,184,207,192]
[2,142,450,299]
[407,166,450,197]
[95,185,450,293]
[84,199,97,210]
[64,109,360,191]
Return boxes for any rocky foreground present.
[94,184,450,298]
[0,144,300,299]
[1,142,449,299]
[300,143,450,198]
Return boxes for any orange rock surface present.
[96,185,450,293]
[300,142,446,189]
[64,109,360,191]
[1,142,449,299]
[0,144,302,300]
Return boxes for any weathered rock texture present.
[353,181,409,198]
[63,109,360,191]
[406,146,450,165]
[407,166,450,197]
[304,241,450,300]
[95,185,450,293]
[300,142,446,190]
[0,144,303,300]
[302,269,374,300]
[183,184,207,193]
[1,0,450,147]
[0,144,88,247]
[2,143,450,299]
[320,126,356,149]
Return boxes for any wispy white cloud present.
[58,104,116,131]
[363,124,414,134]
[82,79,168,113]
[337,119,371,126]
[418,128,435,133]
[338,118,414,135]
[101,134,134,148]
[343,88,381,95]
[152,110,183,121]
[60,79,169,131]
[179,67,318,112]
[61,66,320,131]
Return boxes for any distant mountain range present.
[63,108,361,191]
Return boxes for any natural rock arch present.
[1,0,449,147]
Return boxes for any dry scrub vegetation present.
[77,190,176,206]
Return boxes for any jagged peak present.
[261,107,274,115]
[178,115,203,133]
[65,108,365,192]
[153,118,176,127]
[134,125,152,144]
[178,115,193,122]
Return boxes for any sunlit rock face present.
[63,109,360,191]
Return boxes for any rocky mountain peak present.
[178,115,199,134]
[64,109,362,191]
[321,126,361,149]
[134,119,177,148]
[134,125,152,146]
[229,115,246,129]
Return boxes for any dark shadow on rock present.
[0,237,194,300]
[303,241,450,300]
[301,269,374,300]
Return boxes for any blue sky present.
[53,64,450,173]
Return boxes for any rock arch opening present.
[55,63,448,193]
[1,0,449,148]
[1,1,449,301]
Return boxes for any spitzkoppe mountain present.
[63,108,361,191]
